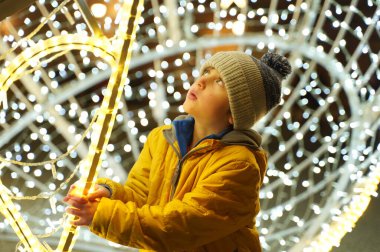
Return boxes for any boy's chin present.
[182,107,194,117]
[182,102,191,113]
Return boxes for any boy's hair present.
[201,51,292,130]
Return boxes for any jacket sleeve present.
[96,127,159,207]
[90,160,262,251]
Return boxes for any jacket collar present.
[164,115,262,156]
[221,129,262,149]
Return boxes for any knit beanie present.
[200,51,292,130]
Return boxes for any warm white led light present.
[91,3,107,18]
[232,20,245,36]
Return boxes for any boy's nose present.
[196,77,206,89]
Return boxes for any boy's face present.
[183,67,233,127]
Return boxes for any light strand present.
[0,110,98,168]
[3,162,80,201]
[304,163,380,251]
[0,0,73,62]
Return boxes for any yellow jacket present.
[91,120,267,252]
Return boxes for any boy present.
[64,51,292,251]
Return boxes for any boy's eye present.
[216,79,224,86]
[202,69,210,76]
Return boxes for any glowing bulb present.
[232,20,245,36]
[220,0,233,9]
[91,3,107,18]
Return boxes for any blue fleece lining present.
[173,117,194,158]
[173,117,233,158]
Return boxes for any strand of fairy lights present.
[251,2,378,252]
[0,177,48,251]
[304,162,380,252]
[0,0,113,110]
[303,92,380,251]
[0,4,113,246]
[0,35,115,98]
[0,0,136,249]
[0,0,73,63]
[0,109,99,251]
[56,1,144,251]
[0,110,98,177]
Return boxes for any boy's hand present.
[64,194,99,226]
[66,182,111,200]
[63,182,109,226]
[88,184,111,201]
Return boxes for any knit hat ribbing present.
[200,51,291,130]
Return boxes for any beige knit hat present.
[200,51,291,130]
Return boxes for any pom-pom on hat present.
[200,51,291,130]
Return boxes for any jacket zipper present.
[163,128,213,200]
[169,146,208,200]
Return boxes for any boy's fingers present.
[74,196,88,204]
[69,199,88,208]
[66,211,90,226]
[66,206,81,216]
[70,218,87,226]
[88,190,107,201]
[68,184,76,192]
[64,195,88,206]
[87,194,99,201]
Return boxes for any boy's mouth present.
[187,90,197,100]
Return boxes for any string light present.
[91,3,107,18]
[57,0,144,251]
[1,0,143,251]
[0,179,47,251]
[303,163,380,252]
